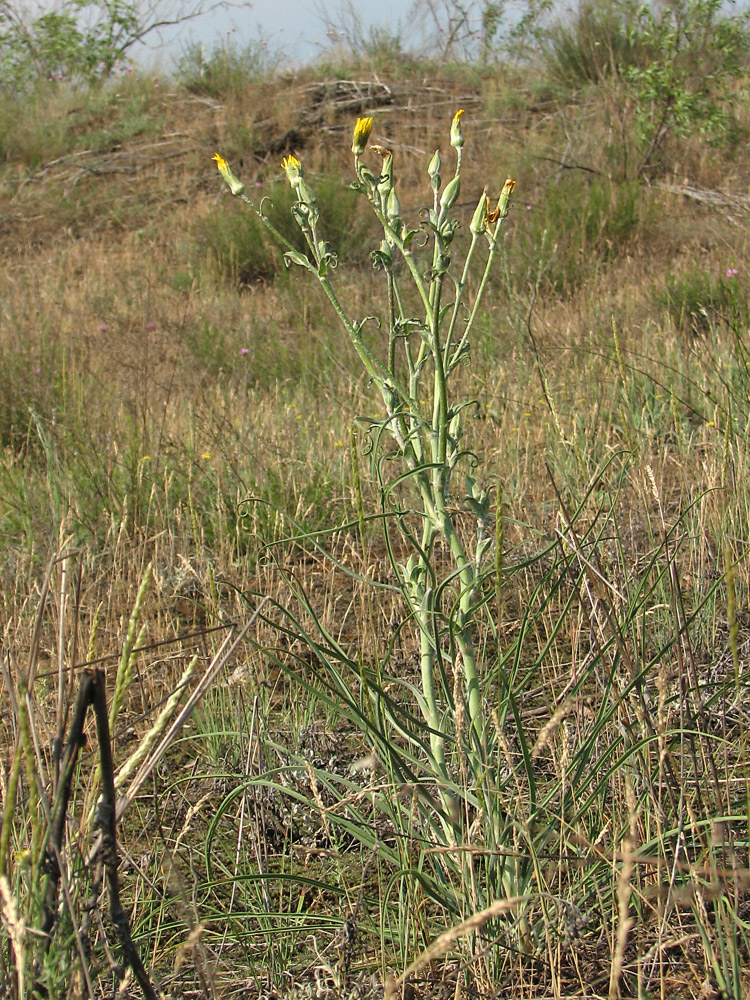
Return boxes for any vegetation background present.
[1,0,750,997]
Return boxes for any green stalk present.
[448,225,504,372]
[317,273,417,421]
[0,743,22,876]
[430,272,449,470]
[439,507,483,747]
[417,516,447,778]
[17,676,41,895]
[443,231,481,368]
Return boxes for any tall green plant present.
[214,115,514,779]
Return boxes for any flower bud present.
[212,152,245,197]
[352,116,374,156]
[427,149,441,192]
[470,190,488,235]
[450,108,465,149]
[439,175,461,213]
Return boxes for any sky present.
[141,0,413,68]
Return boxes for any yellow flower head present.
[281,153,302,186]
[450,108,465,149]
[212,152,245,196]
[352,116,374,156]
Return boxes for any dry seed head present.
[532,698,576,759]
[645,464,660,504]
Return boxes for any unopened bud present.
[470,190,488,234]
[440,175,460,213]
[450,109,465,149]
[428,149,441,192]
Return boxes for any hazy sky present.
[144,0,412,67]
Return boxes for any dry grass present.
[1,47,750,999]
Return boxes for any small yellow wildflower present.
[212,152,245,196]
[351,116,374,156]
[450,108,465,149]
[281,154,302,186]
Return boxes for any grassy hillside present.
[2,9,750,997]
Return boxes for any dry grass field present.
[2,8,750,997]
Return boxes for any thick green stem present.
[431,273,449,473]
[439,504,483,747]
[416,514,447,778]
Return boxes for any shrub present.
[516,175,649,295]
[177,38,280,100]
[543,0,649,87]
[658,267,748,335]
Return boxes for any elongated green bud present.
[440,175,460,213]
[428,149,441,192]
[470,190,488,234]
